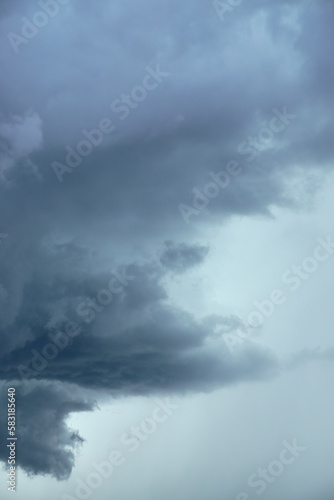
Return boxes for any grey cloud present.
[159,241,209,273]
[0,110,43,178]
[0,246,279,394]
[0,243,280,479]
[0,0,334,485]
[0,381,95,480]
[285,347,334,369]
[0,1,331,238]
[203,314,247,337]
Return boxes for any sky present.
[0,0,334,499]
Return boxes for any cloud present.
[0,0,334,484]
[0,247,279,397]
[159,241,209,273]
[0,381,95,480]
[0,242,280,479]
[285,347,334,369]
[0,110,43,178]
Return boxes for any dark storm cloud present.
[159,241,209,274]
[0,381,95,480]
[1,0,332,235]
[0,244,280,479]
[0,0,334,482]
[0,248,279,393]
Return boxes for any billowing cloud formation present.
[0,0,334,483]
[0,242,279,479]
[0,381,95,480]
[1,248,278,393]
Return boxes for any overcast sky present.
[0,1,334,499]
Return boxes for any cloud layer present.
[0,0,334,483]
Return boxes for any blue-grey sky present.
[0,1,334,499]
